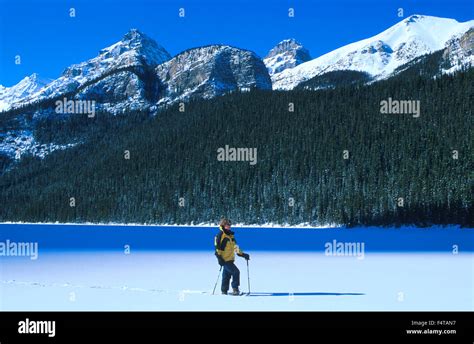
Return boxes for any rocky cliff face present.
[442,28,474,73]
[156,45,272,105]
[0,32,273,164]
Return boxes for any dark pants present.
[221,261,240,292]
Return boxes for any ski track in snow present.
[1,279,177,294]
[0,250,471,311]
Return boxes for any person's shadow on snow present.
[247,292,365,297]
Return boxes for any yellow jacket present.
[215,226,244,262]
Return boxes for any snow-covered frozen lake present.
[0,224,472,311]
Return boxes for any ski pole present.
[212,266,223,295]
[246,259,250,295]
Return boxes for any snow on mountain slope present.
[272,15,474,90]
[0,129,79,163]
[0,29,171,161]
[0,74,50,111]
[14,29,171,108]
[263,39,311,76]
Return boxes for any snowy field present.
[0,224,472,311]
[1,251,472,311]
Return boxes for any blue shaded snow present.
[0,224,471,252]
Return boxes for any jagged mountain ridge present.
[0,74,50,112]
[2,15,473,112]
[0,15,473,165]
[0,31,272,163]
[271,15,474,89]
[263,38,311,76]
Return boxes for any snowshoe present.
[231,288,243,296]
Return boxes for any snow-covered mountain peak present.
[0,73,50,111]
[123,28,148,42]
[15,73,49,88]
[374,15,471,50]
[15,30,172,106]
[271,15,474,89]
[403,14,430,25]
[63,29,171,78]
[25,73,43,83]
[264,38,311,75]
[97,28,171,66]
[268,38,305,51]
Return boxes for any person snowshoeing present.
[214,218,250,295]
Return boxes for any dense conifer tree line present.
[0,68,471,226]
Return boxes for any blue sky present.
[0,0,472,86]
